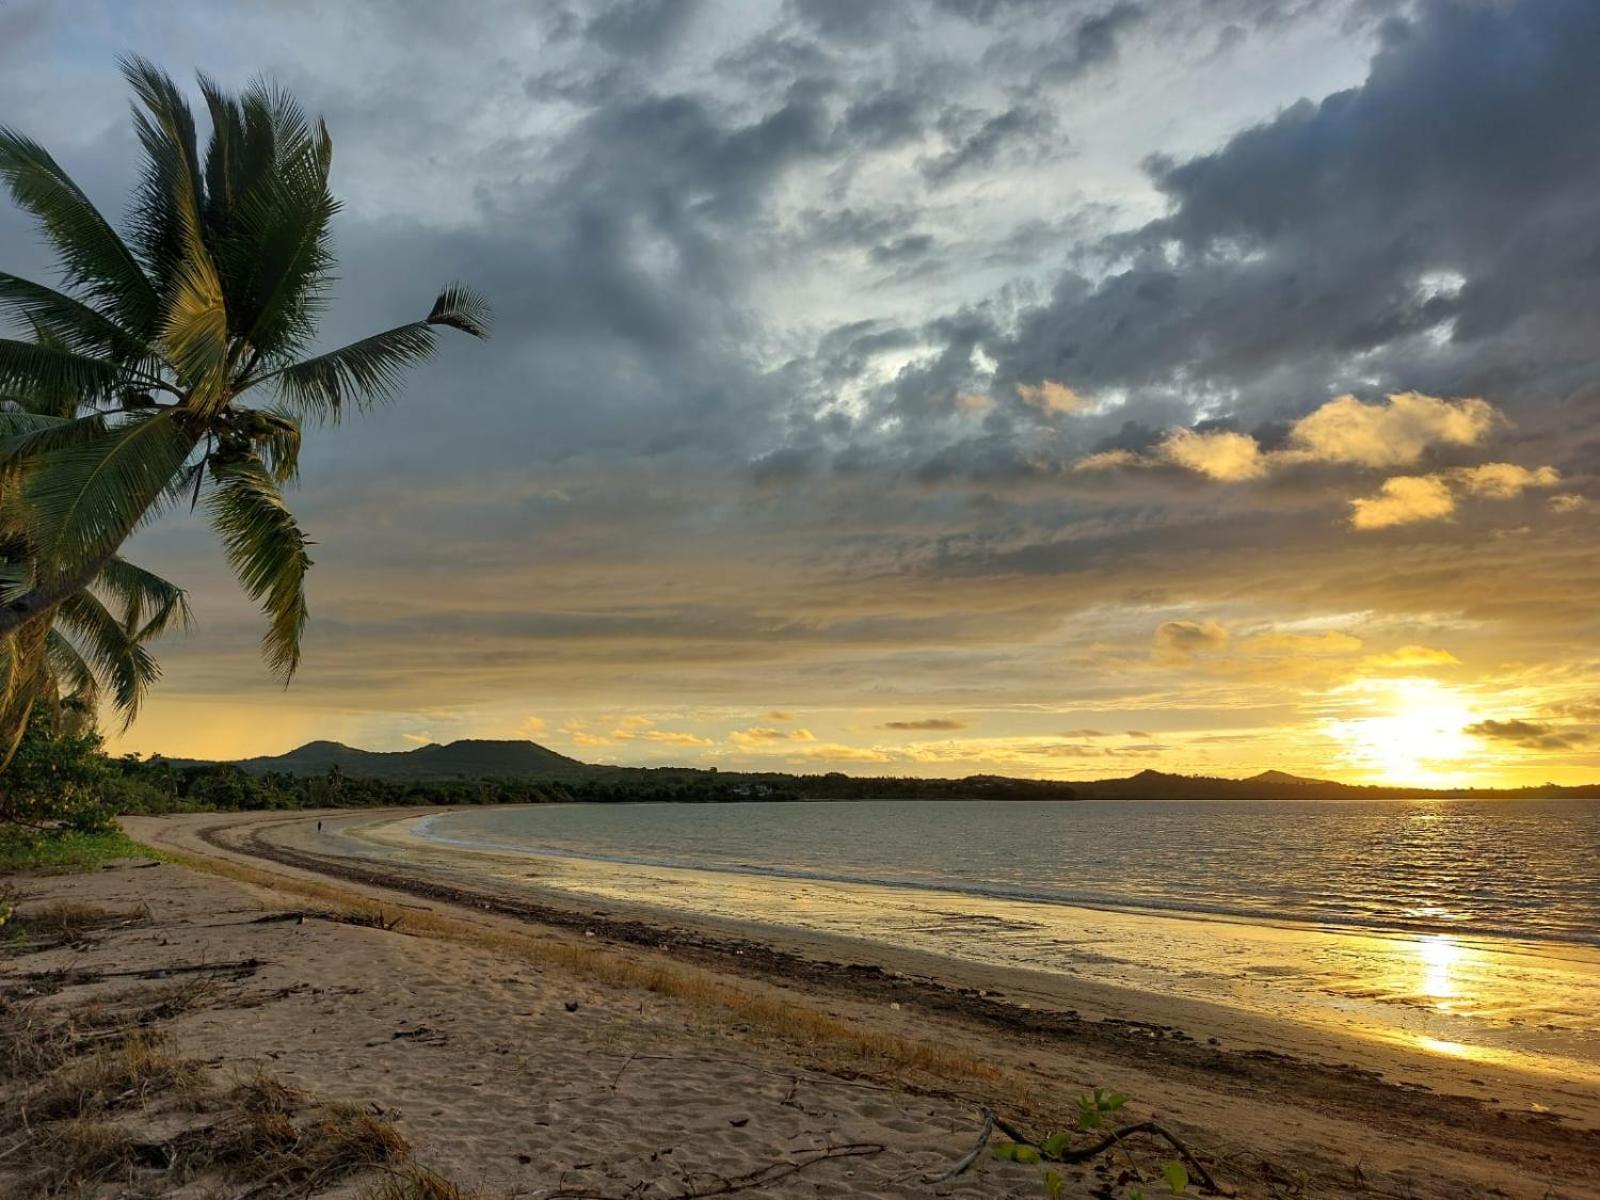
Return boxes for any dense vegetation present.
[102,756,1081,814]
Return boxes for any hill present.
[218,738,588,781]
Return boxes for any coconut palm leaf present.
[261,285,491,420]
[0,338,128,406]
[205,456,311,679]
[0,274,148,361]
[93,555,192,641]
[43,628,98,708]
[19,410,198,578]
[56,588,159,726]
[0,128,158,334]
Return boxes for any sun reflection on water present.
[1417,934,1461,1005]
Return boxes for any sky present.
[3,0,1598,786]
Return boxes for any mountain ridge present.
[163,738,1600,798]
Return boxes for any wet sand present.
[117,809,1600,1198]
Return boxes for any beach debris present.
[936,1105,1229,1195]
[564,999,581,1012]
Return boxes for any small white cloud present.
[1550,493,1590,513]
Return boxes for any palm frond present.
[0,273,149,361]
[121,55,204,297]
[0,128,159,335]
[205,456,311,679]
[43,627,98,710]
[19,410,199,578]
[56,588,159,726]
[0,410,110,470]
[257,321,437,421]
[428,284,493,338]
[94,555,192,640]
[0,338,125,406]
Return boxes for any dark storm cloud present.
[986,0,1600,434]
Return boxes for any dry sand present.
[2,809,1594,1198]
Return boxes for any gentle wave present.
[407,801,1600,950]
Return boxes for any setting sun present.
[1326,679,1479,784]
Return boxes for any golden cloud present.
[1286,391,1495,468]
[1451,462,1561,499]
[1238,630,1364,657]
[642,729,715,747]
[1362,645,1461,670]
[1015,379,1091,414]
[729,726,817,746]
[1157,428,1266,481]
[1153,619,1229,663]
[1349,475,1456,529]
[1072,448,1142,472]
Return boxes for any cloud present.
[1349,475,1457,530]
[1285,392,1496,469]
[1153,619,1229,663]
[1157,428,1266,481]
[402,732,434,745]
[729,726,818,746]
[1550,494,1590,513]
[1350,462,1561,529]
[1014,379,1091,415]
[1362,645,1461,670]
[1451,462,1561,499]
[642,729,715,747]
[1073,448,1141,472]
[1464,719,1591,751]
[1238,630,1363,657]
[880,717,969,731]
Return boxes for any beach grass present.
[0,827,143,873]
[136,841,1022,1099]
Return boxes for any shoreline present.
[368,808,1600,1095]
[127,810,1600,1141]
[405,806,1600,951]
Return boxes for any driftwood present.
[544,1142,886,1199]
[16,958,263,985]
[249,909,404,931]
[939,1107,1229,1195]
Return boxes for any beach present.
[3,807,1569,1197]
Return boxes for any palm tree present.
[0,57,489,690]
[0,551,191,770]
[1,340,190,769]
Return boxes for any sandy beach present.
[0,808,1575,1196]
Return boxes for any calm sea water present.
[413,797,1600,947]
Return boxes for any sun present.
[1324,678,1478,784]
